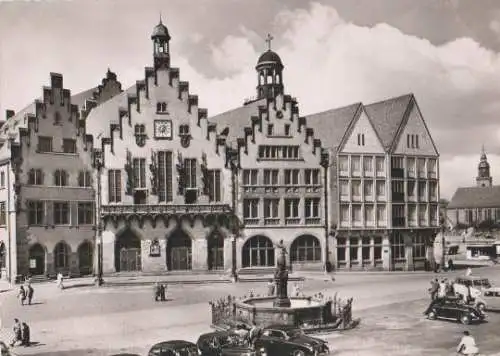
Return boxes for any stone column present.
[382,231,391,271]
[370,237,375,268]
[101,230,116,273]
[236,238,244,269]
[405,234,414,272]
[345,238,351,269]
[223,235,233,272]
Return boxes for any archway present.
[167,229,192,271]
[54,242,70,272]
[242,235,274,268]
[207,230,224,271]
[78,241,93,276]
[291,235,322,263]
[115,229,141,272]
[29,243,46,275]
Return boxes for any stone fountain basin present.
[234,297,329,328]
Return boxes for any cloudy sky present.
[1,0,500,199]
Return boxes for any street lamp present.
[94,151,104,286]
[440,217,446,272]
[320,149,331,273]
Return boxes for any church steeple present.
[476,145,492,187]
[255,33,284,100]
[151,14,171,70]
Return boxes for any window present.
[374,237,382,260]
[406,134,420,149]
[179,124,190,136]
[243,199,259,219]
[407,157,415,177]
[362,237,371,261]
[0,202,5,225]
[134,124,147,147]
[407,180,416,197]
[78,171,92,188]
[376,205,386,222]
[284,169,299,185]
[340,205,349,223]
[392,205,405,227]
[284,124,290,136]
[135,124,146,135]
[53,202,69,225]
[38,136,53,153]
[263,169,279,186]
[418,182,427,200]
[376,181,385,196]
[408,205,417,225]
[267,124,274,136]
[351,180,361,198]
[428,159,437,178]
[417,159,426,177]
[243,170,258,186]
[78,202,93,225]
[339,156,348,175]
[304,169,320,185]
[364,180,373,198]
[391,156,404,169]
[54,170,68,187]
[337,237,346,262]
[291,235,321,262]
[365,205,374,224]
[158,151,173,202]
[430,205,438,225]
[391,233,405,260]
[62,139,76,154]
[133,158,147,188]
[264,199,279,218]
[27,201,44,225]
[108,170,122,203]
[352,205,362,223]
[350,238,359,261]
[207,170,221,202]
[157,102,168,113]
[357,133,365,146]
[284,198,300,218]
[413,234,425,259]
[258,145,300,160]
[340,180,349,198]
[0,172,4,188]
[184,158,197,189]
[419,204,427,224]
[375,156,385,175]
[54,242,69,269]
[363,156,373,174]
[429,182,437,200]
[28,169,44,185]
[304,198,320,218]
[351,156,361,175]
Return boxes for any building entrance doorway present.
[29,244,46,276]
[78,241,93,275]
[167,229,192,271]
[115,229,141,272]
[208,231,224,270]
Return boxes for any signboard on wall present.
[29,259,36,268]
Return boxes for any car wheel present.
[292,350,306,356]
[427,309,437,320]
[460,314,471,325]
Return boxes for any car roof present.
[197,331,233,340]
[265,325,298,331]
[150,340,197,349]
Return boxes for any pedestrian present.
[9,319,22,347]
[267,279,275,297]
[292,282,300,297]
[428,279,439,301]
[248,322,261,348]
[56,272,64,290]
[438,279,447,299]
[457,331,479,355]
[160,283,167,301]
[27,284,34,305]
[17,286,26,306]
[154,282,161,302]
[448,258,454,271]
[21,322,30,347]
[466,267,472,277]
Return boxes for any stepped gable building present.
[0,20,442,282]
[448,147,500,227]
[0,70,122,280]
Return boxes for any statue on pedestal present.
[273,239,291,308]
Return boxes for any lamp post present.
[320,149,331,273]
[95,151,104,286]
[440,217,446,272]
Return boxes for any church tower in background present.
[476,146,493,187]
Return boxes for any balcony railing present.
[305,217,321,225]
[243,218,260,225]
[285,218,301,225]
[264,218,280,226]
[101,204,232,215]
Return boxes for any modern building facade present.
[0,20,441,282]
[448,148,500,228]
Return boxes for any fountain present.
[209,240,358,331]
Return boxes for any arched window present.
[54,170,68,187]
[291,235,321,263]
[28,169,43,185]
[54,242,70,270]
[78,171,92,187]
[242,236,275,268]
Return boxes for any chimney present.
[6,110,15,120]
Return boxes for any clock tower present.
[476,145,492,187]
[151,15,171,70]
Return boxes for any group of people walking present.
[17,277,34,306]
[153,282,168,302]
[9,318,30,347]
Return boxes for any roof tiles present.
[448,186,500,209]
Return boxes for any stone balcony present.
[101,203,233,216]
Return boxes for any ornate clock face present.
[154,120,172,139]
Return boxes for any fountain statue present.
[274,239,291,308]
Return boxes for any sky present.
[1,0,500,199]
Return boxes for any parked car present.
[454,276,494,310]
[254,325,330,356]
[148,340,199,356]
[475,287,500,312]
[425,299,486,325]
[196,330,255,356]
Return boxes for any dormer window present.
[157,102,168,114]
[134,124,147,147]
[357,133,365,146]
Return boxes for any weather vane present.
[265,33,274,51]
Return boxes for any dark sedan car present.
[254,325,330,356]
[197,331,256,356]
[148,340,199,356]
[425,299,486,325]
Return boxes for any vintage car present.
[425,299,486,325]
[196,330,255,356]
[453,276,494,310]
[148,340,199,356]
[254,325,330,356]
[479,287,500,311]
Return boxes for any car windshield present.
[174,346,199,356]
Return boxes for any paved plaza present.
[1,268,499,355]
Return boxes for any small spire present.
[159,11,163,24]
[265,33,274,51]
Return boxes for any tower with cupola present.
[476,145,492,187]
[256,34,284,99]
[151,16,171,70]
